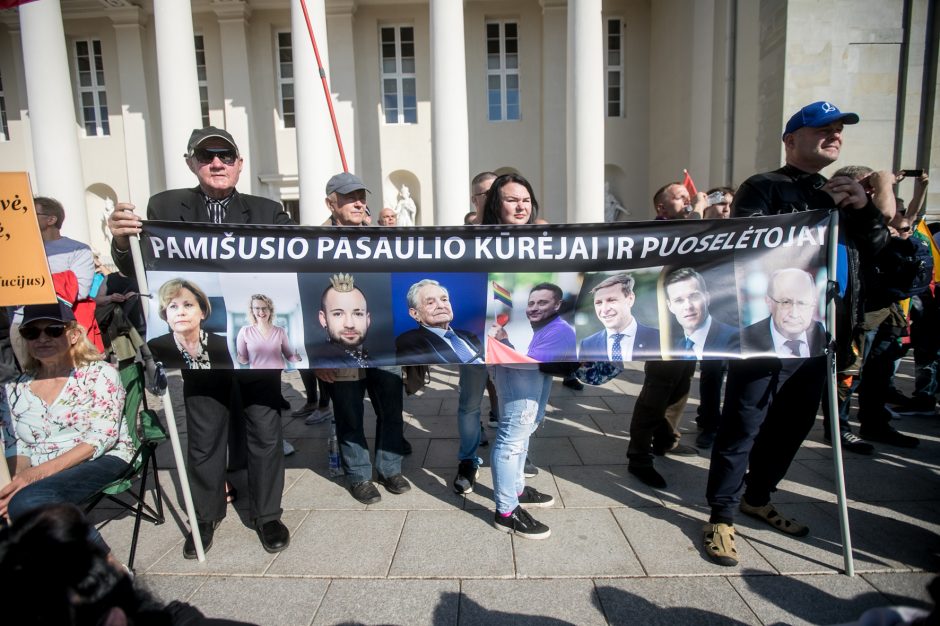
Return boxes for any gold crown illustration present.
[330,273,355,293]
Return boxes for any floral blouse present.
[1,360,133,466]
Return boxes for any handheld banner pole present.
[825,210,854,576]
[130,236,206,562]
[299,0,349,172]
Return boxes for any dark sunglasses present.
[191,148,238,166]
[20,324,67,340]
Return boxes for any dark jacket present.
[579,324,661,361]
[733,164,889,368]
[396,326,484,365]
[667,319,740,360]
[111,187,293,276]
[148,331,234,370]
[740,317,827,358]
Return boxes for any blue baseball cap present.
[782,101,859,139]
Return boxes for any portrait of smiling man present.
[578,273,660,362]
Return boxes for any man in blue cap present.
[702,101,890,566]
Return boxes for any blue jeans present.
[457,365,488,464]
[490,366,552,514]
[7,454,130,549]
[329,368,404,484]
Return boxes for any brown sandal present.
[703,523,738,566]
[739,501,809,537]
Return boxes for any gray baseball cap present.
[325,172,370,196]
[186,126,239,156]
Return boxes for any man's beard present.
[327,330,365,350]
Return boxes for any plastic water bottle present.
[327,419,342,477]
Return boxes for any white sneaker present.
[304,406,333,425]
[282,440,296,456]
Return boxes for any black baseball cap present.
[22,300,75,326]
[186,126,239,156]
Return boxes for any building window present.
[606,18,624,117]
[276,31,295,128]
[194,35,210,127]
[379,25,417,124]
[0,70,9,141]
[485,21,519,122]
[74,39,109,136]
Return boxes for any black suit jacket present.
[668,319,740,359]
[579,324,661,361]
[112,187,292,275]
[396,326,484,365]
[308,340,373,369]
[148,331,234,370]
[740,317,826,358]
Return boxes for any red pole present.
[298,0,349,172]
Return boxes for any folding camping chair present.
[83,358,168,570]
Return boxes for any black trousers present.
[627,360,697,467]
[182,370,285,526]
[706,355,825,523]
[696,359,727,432]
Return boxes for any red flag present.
[682,169,698,196]
[0,1,39,9]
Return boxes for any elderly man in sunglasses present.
[107,127,293,559]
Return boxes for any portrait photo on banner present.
[391,272,489,365]
[218,273,307,370]
[575,268,662,362]
[657,262,742,361]
[146,271,234,370]
[485,272,582,365]
[297,272,397,368]
[736,244,829,359]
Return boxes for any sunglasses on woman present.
[19,324,67,340]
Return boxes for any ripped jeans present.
[490,365,553,514]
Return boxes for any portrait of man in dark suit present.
[396,278,483,365]
[310,273,375,368]
[742,267,824,358]
[579,273,660,362]
[664,268,739,359]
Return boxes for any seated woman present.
[236,294,300,370]
[0,302,132,550]
[149,277,233,370]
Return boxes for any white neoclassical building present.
[0,0,936,256]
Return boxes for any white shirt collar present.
[770,320,809,358]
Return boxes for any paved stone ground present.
[92,359,940,625]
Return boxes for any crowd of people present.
[0,98,934,593]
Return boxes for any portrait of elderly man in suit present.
[742,267,824,357]
[579,273,660,362]
[395,278,483,365]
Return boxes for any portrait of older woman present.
[236,294,300,370]
[149,278,233,370]
[1,301,132,553]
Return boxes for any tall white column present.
[153,0,202,190]
[214,1,256,195]
[430,0,470,226]
[18,0,89,242]
[540,0,567,223]
[110,6,153,207]
[566,0,604,223]
[292,0,339,225]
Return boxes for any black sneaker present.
[517,485,554,508]
[349,480,382,504]
[488,412,499,428]
[453,460,479,495]
[493,505,551,539]
[859,426,920,448]
[825,430,874,455]
[523,457,539,478]
[894,394,938,415]
[479,423,489,448]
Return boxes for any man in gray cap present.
[107,126,293,558]
[315,172,411,505]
